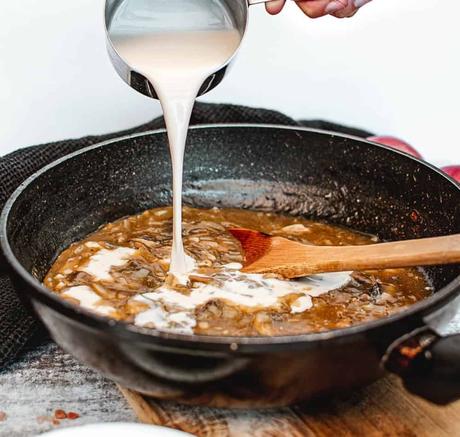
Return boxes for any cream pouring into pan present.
[103,0,295,285]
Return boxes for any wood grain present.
[232,229,460,278]
[0,342,136,436]
[120,376,460,437]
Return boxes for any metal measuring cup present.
[104,0,281,99]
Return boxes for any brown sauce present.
[44,207,432,336]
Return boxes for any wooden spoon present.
[229,228,460,279]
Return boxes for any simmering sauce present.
[44,207,433,336]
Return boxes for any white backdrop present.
[0,0,459,166]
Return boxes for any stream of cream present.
[111,30,241,280]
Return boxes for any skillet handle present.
[383,326,460,405]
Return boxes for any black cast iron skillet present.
[1,125,460,408]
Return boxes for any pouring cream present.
[109,3,241,281]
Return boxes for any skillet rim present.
[1,124,460,351]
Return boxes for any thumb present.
[266,0,287,15]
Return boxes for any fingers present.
[320,0,372,18]
[265,0,286,15]
[267,0,372,19]
[295,0,344,19]
[330,0,358,18]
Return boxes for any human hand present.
[266,0,372,19]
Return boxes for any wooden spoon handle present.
[305,234,460,274]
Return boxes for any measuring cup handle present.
[248,0,294,5]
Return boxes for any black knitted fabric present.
[0,102,371,367]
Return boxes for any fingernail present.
[353,0,371,7]
[325,1,347,14]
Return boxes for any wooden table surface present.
[1,340,460,437]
